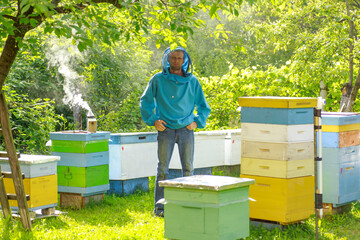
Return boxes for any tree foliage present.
[1,86,66,154]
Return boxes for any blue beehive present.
[321,112,360,206]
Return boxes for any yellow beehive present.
[240,174,314,224]
[241,158,314,178]
[4,174,57,209]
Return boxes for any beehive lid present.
[110,132,157,144]
[239,97,317,108]
[322,112,360,125]
[0,154,60,164]
[50,131,110,141]
[159,175,255,191]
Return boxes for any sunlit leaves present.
[1,0,254,53]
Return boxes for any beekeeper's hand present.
[186,121,197,130]
[155,119,167,132]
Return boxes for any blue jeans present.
[154,127,194,211]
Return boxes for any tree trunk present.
[0,35,22,90]
[344,66,360,111]
[340,0,356,112]
[319,80,327,111]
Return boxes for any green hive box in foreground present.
[159,175,255,240]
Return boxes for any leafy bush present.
[97,88,150,133]
[3,87,66,154]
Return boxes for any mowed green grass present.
[0,176,360,240]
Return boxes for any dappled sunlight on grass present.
[0,177,359,239]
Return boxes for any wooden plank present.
[2,171,25,179]
[60,192,104,209]
[323,203,353,215]
[7,194,30,201]
[0,92,31,230]
[0,127,17,136]
[0,172,11,218]
[0,151,20,158]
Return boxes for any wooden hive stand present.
[0,91,32,230]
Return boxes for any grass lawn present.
[0,176,360,240]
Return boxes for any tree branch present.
[92,0,125,9]
[352,0,360,9]
[3,15,17,21]
[54,3,88,14]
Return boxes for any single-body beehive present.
[108,132,157,195]
[159,175,254,240]
[0,154,59,211]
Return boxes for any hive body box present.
[241,140,314,161]
[241,123,314,142]
[50,131,110,196]
[241,107,314,125]
[241,174,314,223]
[239,97,316,224]
[159,175,254,240]
[108,132,158,195]
[0,154,59,211]
[241,158,314,178]
[321,112,360,205]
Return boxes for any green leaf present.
[21,4,31,14]
[30,18,38,27]
[61,14,72,20]
[19,17,29,24]
[20,0,29,9]
[209,3,218,18]
[78,41,86,52]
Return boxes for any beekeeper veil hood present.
[161,46,193,77]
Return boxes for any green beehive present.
[50,131,110,197]
[159,175,255,240]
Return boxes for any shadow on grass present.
[320,202,360,239]
[52,183,155,228]
[246,218,334,240]
[245,203,360,240]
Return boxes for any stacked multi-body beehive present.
[50,131,110,208]
[239,97,316,224]
[321,112,360,206]
[0,154,59,212]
